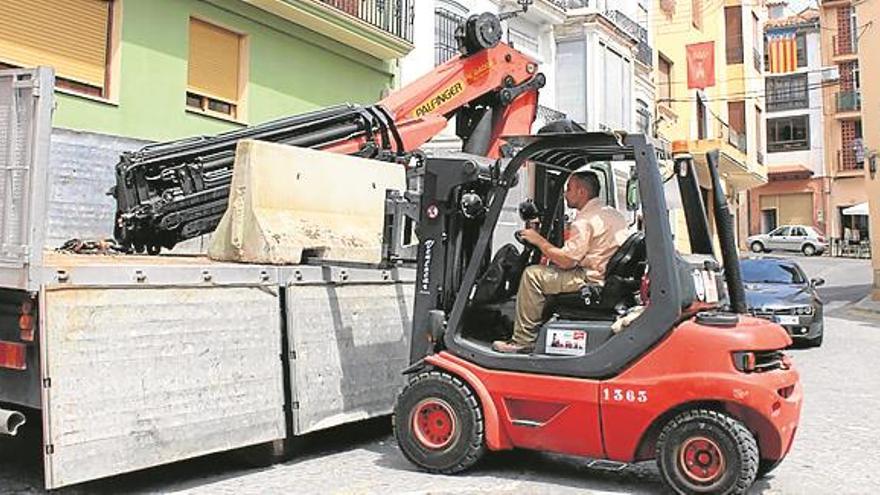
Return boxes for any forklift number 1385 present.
[603,388,648,403]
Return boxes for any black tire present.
[802,244,816,256]
[806,333,823,348]
[757,458,783,479]
[393,371,485,474]
[656,409,759,495]
[750,241,765,253]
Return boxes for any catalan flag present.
[768,29,798,73]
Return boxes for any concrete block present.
[209,140,405,264]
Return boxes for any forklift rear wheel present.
[393,371,485,474]
[756,458,783,479]
[656,409,759,495]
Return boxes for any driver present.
[493,171,629,354]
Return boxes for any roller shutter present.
[188,18,241,103]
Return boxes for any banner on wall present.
[687,41,716,89]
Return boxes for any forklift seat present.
[543,231,646,321]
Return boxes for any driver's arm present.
[521,221,593,270]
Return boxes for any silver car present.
[747,225,828,256]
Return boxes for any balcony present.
[836,90,862,114]
[251,0,415,60]
[838,149,864,172]
[602,9,648,43]
[753,47,763,72]
[318,0,414,42]
[727,127,748,154]
[833,34,858,58]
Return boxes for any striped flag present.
[768,29,798,73]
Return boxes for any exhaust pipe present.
[0,408,26,436]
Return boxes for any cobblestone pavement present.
[2,257,879,494]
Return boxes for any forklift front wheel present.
[656,409,759,495]
[393,371,485,474]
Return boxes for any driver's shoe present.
[492,340,534,354]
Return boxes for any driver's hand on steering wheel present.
[518,228,544,246]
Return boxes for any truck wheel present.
[750,241,764,253]
[393,371,485,474]
[656,409,759,495]
[802,244,816,256]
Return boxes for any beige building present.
[854,0,880,299]
[818,0,868,251]
[654,0,768,251]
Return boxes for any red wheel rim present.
[411,398,458,450]
[679,436,726,484]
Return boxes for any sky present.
[787,0,818,13]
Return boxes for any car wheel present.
[656,409,758,495]
[750,241,765,253]
[394,371,485,474]
[802,244,817,256]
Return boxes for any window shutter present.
[188,18,241,103]
[0,0,111,88]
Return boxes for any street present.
[2,256,878,495]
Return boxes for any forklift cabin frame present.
[410,133,682,379]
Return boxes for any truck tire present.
[393,371,485,474]
[656,409,759,495]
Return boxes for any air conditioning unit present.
[821,66,840,82]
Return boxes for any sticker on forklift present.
[413,80,465,118]
[546,329,587,356]
[692,269,719,303]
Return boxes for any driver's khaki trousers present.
[512,264,589,345]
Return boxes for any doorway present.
[761,209,778,233]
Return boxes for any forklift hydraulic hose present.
[706,150,748,314]
[0,408,26,436]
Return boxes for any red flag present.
[687,42,716,89]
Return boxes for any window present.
[697,97,707,139]
[187,18,245,119]
[796,32,807,68]
[0,0,116,98]
[601,44,630,130]
[766,74,809,111]
[756,106,763,154]
[435,3,467,66]
[555,39,586,123]
[658,55,672,103]
[767,115,810,152]
[692,0,703,29]
[725,6,743,64]
[728,100,746,151]
[507,26,539,59]
[770,226,791,237]
[636,99,651,135]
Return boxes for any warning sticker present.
[546,329,587,356]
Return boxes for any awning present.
[842,202,869,216]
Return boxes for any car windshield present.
[741,259,805,284]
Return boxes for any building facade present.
[854,0,880,298]
[654,0,768,251]
[555,0,654,136]
[748,6,828,237]
[818,0,868,247]
[400,0,567,153]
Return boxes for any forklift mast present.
[112,11,544,253]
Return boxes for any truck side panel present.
[286,267,414,434]
[40,285,285,489]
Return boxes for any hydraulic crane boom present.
[112,11,544,253]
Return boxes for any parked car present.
[747,225,828,256]
[741,257,825,347]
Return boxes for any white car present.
[747,225,828,256]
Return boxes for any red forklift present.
[393,132,802,494]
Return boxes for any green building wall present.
[52,0,395,142]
